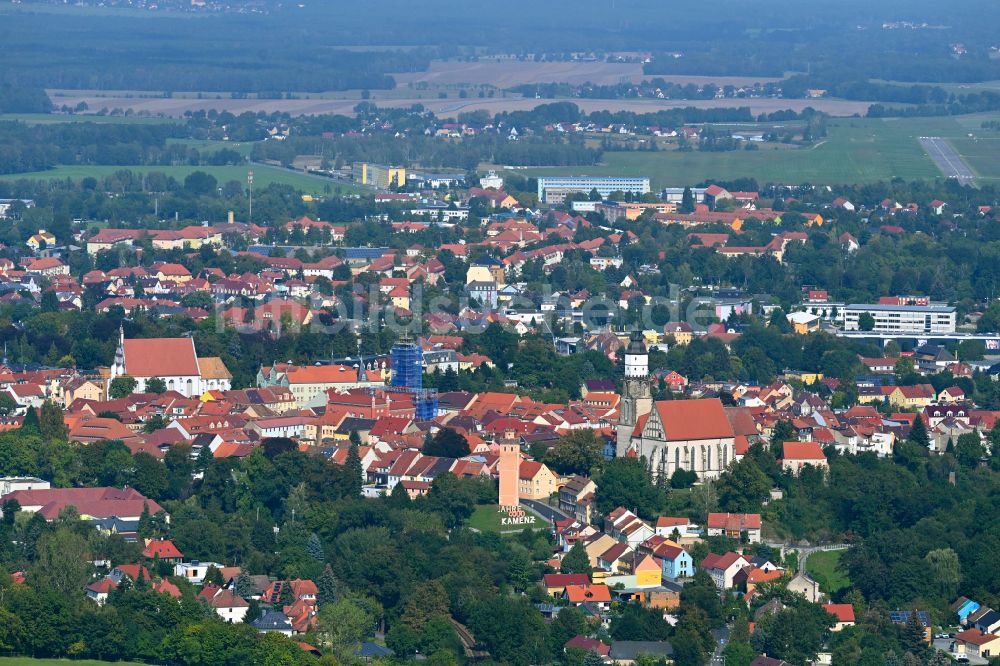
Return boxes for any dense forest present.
[2,0,999,93]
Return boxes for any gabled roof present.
[701,551,747,570]
[823,603,856,623]
[652,398,734,441]
[142,539,183,560]
[781,441,826,461]
[124,337,199,377]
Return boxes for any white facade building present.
[843,304,956,334]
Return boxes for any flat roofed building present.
[843,303,956,334]
[537,176,650,204]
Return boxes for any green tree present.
[0,393,18,416]
[924,548,961,598]
[544,430,605,476]
[857,312,876,331]
[680,186,695,213]
[345,442,363,496]
[145,377,167,394]
[907,414,930,448]
[424,428,470,458]
[401,579,451,633]
[39,401,68,441]
[717,458,771,512]
[109,375,137,398]
[955,432,985,466]
[595,456,664,519]
[19,406,40,434]
[317,563,340,606]
[316,597,373,655]
[561,541,593,575]
[31,527,92,595]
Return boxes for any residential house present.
[954,630,1000,659]
[519,460,558,500]
[252,611,294,636]
[787,571,822,603]
[658,543,694,580]
[559,476,597,524]
[701,552,749,589]
[608,642,673,665]
[565,583,612,610]
[823,604,856,631]
[543,573,590,597]
[780,441,829,475]
[706,513,762,543]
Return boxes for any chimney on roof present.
[228,210,235,224]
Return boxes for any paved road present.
[933,637,981,664]
[919,136,976,183]
[709,627,730,665]
[763,543,849,572]
[521,498,568,524]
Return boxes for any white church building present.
[108,329,231,397]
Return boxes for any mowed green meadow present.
[0,163,357,196]
[518,114,1000,187]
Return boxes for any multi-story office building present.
[537,176,650,204]
[843,304,956,334]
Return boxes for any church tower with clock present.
[616,330,653,457]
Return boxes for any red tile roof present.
[707,512,761,530]
[823,604,856,623]
[653,398,734,441]
[124,337,199,377]
[781,441,826,461]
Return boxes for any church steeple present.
[624,329,648,378]
[617,329,653,458]
[356,338,366,383]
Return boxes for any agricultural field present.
[0,163,357,196]
[515,114,1000,186]
[0,112,181,125]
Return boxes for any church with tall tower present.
[616,330,653,457]
[615,329,737,480]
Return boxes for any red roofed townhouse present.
[623,398,735,480]
[270,364,383,408]
[655,516,698,538]
[662,371,688,391]
[954,629,1000,659]
[86,577,117,605]
[153,262,192,283]
[142,538,183,563]
[519,459,558,500]
[152,579,182,598]
[706,513,761,543]
[565,635,610,657]
[780,441,828,475]
[823,604,856,631]
[564,583,612,609]
[24,257,69,277]
[1,486,165,522]
[929,200,947,215]
[199,586,250,623]
[701,552,750,589]
[543,573,590,596]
